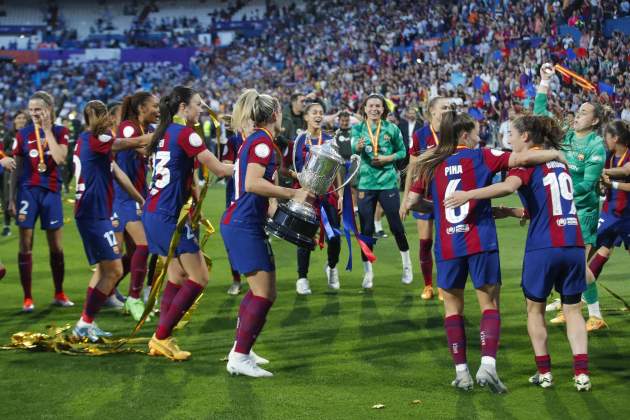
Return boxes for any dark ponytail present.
[121,92,153,123]
[512,115,564,150]
[605,120,630,147]
[83,100,111,138]
[149,86,196,155]
[412,111,475,189]
[589,101,613,131]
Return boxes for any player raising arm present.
[536,63,609,330]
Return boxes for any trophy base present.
[265,202,319,250]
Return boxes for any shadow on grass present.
[279,294,311,327]
[202,295,240,333]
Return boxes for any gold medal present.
[366,120,381,156]
[34,124,48,173]
[37,162,47,173]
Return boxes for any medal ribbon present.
[610,150,628,168]
[34,124,47,169]
[366,120,381,157]
[430,125,440,145]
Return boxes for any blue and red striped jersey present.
[145,123,207,217]
[222,128,278,226]
[13,123,69,193]
[509,161,584,251]
[114,120,151,202]
[293,131,333,172]
[73,131,115,219]
[221,132,245,206]
[602,151,630,217]
[410,147,511,261]
[410,124,438,157]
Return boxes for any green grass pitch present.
[0,187,628,419]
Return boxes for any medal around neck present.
[37,162,47,173]
[266,141,360,250]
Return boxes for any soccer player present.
[111,92,159,320]
[292,99,342,294]
[9,91,73,312]
[220,120,248,296]
[586,121,630,303]
[400,111,564,393]
[402,96,451,301]
[443,115,591,391]
[352,93,411,289]
[72,100,145,341]
[2,110,28,236]
[143,86,233,360]
[0,151,16,280]
[536,63,608,330]
[221,89,310,377]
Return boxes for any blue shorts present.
[412,211,434,220]
[112,199,142,233]
[436,251,501,290]
[220,222,275,274]
[596,212,630,249]
[76,218,121,265]
[16,186,64,230]
[143,211,200,257]
[522,247,586,301]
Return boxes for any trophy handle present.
[330,155,360,194]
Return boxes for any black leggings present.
[297,200,341,278]
[357,188,409,261]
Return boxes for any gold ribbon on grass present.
[1,325,148,355]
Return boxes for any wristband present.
[612,181,619,190]
[540,80,550,88]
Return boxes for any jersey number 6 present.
[445,179,470,224]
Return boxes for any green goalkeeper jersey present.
[351,119,406,190]
[534,93,605,211]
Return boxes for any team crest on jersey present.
[112,219,119,228]
[29,149,39,158]
[18,214,26,222]
[359,191,365,199]
[577,153,585,161]
[112,245,120,254]
[383,134,391,142]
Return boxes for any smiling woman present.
[351,93,411,290]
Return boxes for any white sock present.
[77,318,92,327]
[481,356,496,367]
[588,302,602,319]
[455,363,469,373]
[374,220,383,232]
[363,261,373,273]
[400,250,411,267]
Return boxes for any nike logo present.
[28,140,37,144]
[50,220,59,224]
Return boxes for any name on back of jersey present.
[445,165,463,176]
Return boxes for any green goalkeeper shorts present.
[577,207,599,247]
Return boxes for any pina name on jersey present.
[445,165,463,176]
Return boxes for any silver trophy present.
[266,135,360,249]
